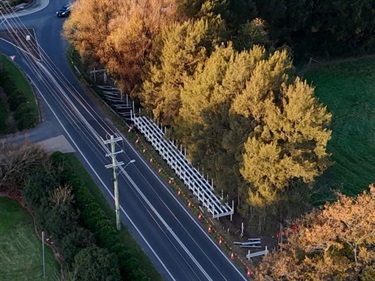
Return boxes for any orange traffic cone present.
[230,252,234,260]
[219,237,222,246]
[208,226,212,233]
[247,268,252,277]
[197,213,202,220]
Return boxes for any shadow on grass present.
[305,58,375,202]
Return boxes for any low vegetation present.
[0,55,39,134]
[0,142,161,281]
[55,152,162,281]
[0,95,7,132]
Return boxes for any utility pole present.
[104,135,125,231]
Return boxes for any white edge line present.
[31,80,176,280]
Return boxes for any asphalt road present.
[0,2,249,280]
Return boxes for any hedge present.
[51,152,149,280]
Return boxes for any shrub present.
[7,90,26,111]
[0,69,9,84]
[44,204,79,243]
[72,245,121,281]
[60,227,95,268]
[23,170,60,210]
[14,103,38,130]
[51,152,149,280]
[1,75,17,95]
[0,97,8,133]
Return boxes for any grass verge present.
[0,55,38,117]
[305,58,375,201]
[62,153,162,281]
[0,197,60,281]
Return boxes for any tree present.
[22,169,60,210]
[104,0,177,91]
[176,44,265,197]
[0,143,48,191]
[63,0,120,66]
[256,185,375,280]
[175,0,205,18]
[229,48,332,211]
[64,0,177,92]
[252,0,375,57]
[140,18,211,125]
[60,227,95,268]
[49,184,75,206]
[72,245,121,281]
[44,203,80,243]
[235,18,269,50]
[194,48,330,231]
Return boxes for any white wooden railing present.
[131,112,234,219]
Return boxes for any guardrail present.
[131,111,234,219]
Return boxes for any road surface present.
[0,2,249,280]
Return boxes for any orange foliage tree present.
[63,0,177,92]
[256,185,375,280]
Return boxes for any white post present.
[230,200,234,221]
[42,231,46,278]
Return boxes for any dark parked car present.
[56,4,71,17]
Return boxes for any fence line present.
[131,112,234,219]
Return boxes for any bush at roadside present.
[21,151,149,280]
[51,152,150,281]
[0,59,39,132]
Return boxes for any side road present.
[0,0,49,19]
[0,93,75,153]
[1,0,75,153]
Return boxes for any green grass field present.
[0,197,60,281]
[305,59,375,201]
[0,55,38,117]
